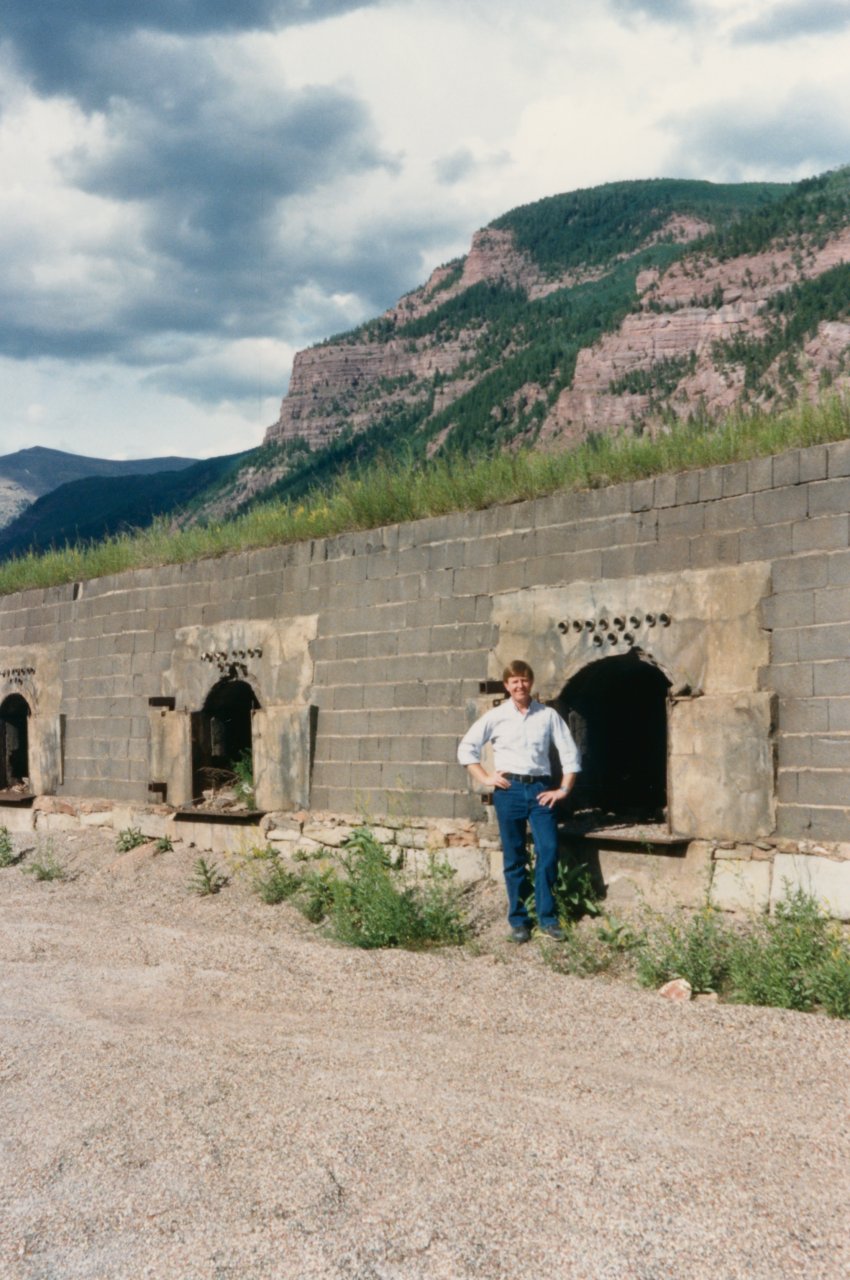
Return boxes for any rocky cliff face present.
[544,227,850,442]
[263,174,850,462]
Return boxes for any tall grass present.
[2,395,849,598]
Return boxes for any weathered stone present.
[710,859,771,914]
[770,853,850,921]
[658,978,692,1002]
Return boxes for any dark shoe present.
[540,923,566,941]
[509,925,532,944]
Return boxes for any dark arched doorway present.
[553,651,670,823]
[0,694,31,793]
[191,679,260,802]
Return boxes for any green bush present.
[726,887,844,1013]
[636,907,732,994]
[254,857,302,905]
[188,857,228,896]
[0,826,14,867]
[316,828,467,949]
[23,843,70,882]
[115,827,147,852]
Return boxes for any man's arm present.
[465,761,510,790]
[457,710,510,790]
[538,773,577,809]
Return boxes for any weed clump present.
[189,857,228,896]
[0,826,15,867]
[23,842,70,882]
[726,887,849,1014]
[116,827,147,852]
[636,906,732,995]
[252,828,467,949]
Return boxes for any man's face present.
[504,673,533,707]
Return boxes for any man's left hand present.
[537,787,565,809]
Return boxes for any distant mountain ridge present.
[0,451,247,560]
[0,446,199,531]
[3,169,850,561]
[260,170,850,476]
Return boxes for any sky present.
[2,0,850,461]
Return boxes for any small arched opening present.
[191,678,260,804]
[0,694,32,794]
[553,651,671,824]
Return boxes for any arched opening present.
[553,651,670,824]
[191,679,260,805]
[0,694,31,794]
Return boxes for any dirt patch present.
[1,827,848,1279]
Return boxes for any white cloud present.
[0,0,849,461]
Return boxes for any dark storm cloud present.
[733,2,850,44]
[0,24,407,373]
[1,0,378,102]
[665,99,850,180]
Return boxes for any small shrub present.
[116,827,147,852]
[0,826,15,867]
[232,750,257,810]
[189,857,228,896]
[254,857,301,905]
[24,843,70,882]
[310,828,467,948]
[636,907,732,994]
[553,859,602,923]
[727,887,841,1013]
[153,835,173,853]
[296,867,338,923]
[815,945,850,1019]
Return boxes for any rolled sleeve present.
[457,717,489,766]
[550,710,581,775]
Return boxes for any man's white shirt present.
[457,698,581,777]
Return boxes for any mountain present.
[0,446,199,531]
[252,170,850,506]
[4,169,850,558]
[0,452,247,560]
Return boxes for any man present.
[457,660,580,943]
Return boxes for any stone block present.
[721,461,750,497]
[747,456,774,491]
[36,811,81,832]
[698,467,724,501]
[703,494,754,532]
[788,445,824,486]
[770,852,850,920]
[739,524,793,562]
[0,806,36,832]
[754,485,808,526]
[772,554,829,593]
[710,859,771,914]
[814,660,850,696]
[177,819,264,856]
[772,450,801,488]
[791,514,849,553]
[797,623,850,662]
[80,810,115,828]
[808,476,850,516]
[827,438,850,478]
[595,841,713,911]
[814,586,850,624]
[669,693,775,839]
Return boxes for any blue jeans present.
[492,779,560,928]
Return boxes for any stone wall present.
[2,439,850,913]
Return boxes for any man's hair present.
[502,659,534,683]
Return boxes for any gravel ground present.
[0,827,848,1280]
